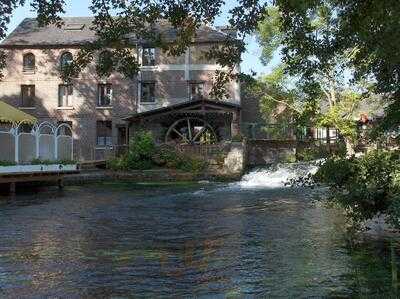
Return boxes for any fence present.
[0,121,73,163]
[176,143,229,158]
[242,122,340,143]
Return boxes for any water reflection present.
[0,183,398,298]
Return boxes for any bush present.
[0,160,16,166]
[107,131,208,173]
[124,130,156,170]
[314,150,400,229]
[30,159,77,165]
[231,134,244,142]
[297,143,346,162]
[152,145,207,173]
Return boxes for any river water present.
[0,165,398,298]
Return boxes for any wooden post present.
[9,182,16,195]
[58,178,64,190]
[231,109,241,138]
[15,133,19,164]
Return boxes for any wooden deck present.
[0,167,80,195]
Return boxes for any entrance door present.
[117,126,127,145]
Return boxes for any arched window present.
[23,53,35,72]
[97,50,113,77]
[60,52,73,68]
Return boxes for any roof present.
[0,101,37,124]
[123,98,241,121]
[0,17,232,47]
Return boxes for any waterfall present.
[234,161,321,189]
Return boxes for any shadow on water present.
[0,181,399,298]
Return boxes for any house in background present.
[0,17,241,161]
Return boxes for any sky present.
[4,0,280,76]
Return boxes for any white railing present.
[0,121,73,163]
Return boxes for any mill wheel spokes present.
[165,117,217,145]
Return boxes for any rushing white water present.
[234,161,321,189]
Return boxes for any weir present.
[234,161,320,189]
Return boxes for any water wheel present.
[165,117,217,145]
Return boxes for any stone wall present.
[246,140,297,166]
[177,142,247,177]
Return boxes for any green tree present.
[275,0,400,134]
[257,4,369,154]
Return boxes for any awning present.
[0,101,37,124]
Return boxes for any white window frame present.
[97,83,113,107]
[140,81,156,103]
[141,47,156,66]
[20,84,35,108]
[96,120,113,147]
[58,84,73,108]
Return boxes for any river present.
[0,165,398,298]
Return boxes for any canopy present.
[0,101,37,124]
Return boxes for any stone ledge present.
[63,169,240,185]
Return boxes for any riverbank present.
[63,168,241,186]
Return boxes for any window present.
[96,120,112,146]
[60,52,73,69]
[57,121,73,136]
[117,126,127,145]
[63,24,85,31]
[142,47,155,66]
[189,81,205,100]
[21,85,35,107]
[23,53,35,72]
[140,82,155,103]
[58,84,73,107]
[98,83,112,107]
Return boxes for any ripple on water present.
[0,182,397,297]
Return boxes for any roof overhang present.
[123,98,241,122]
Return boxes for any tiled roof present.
[0,17,231,47]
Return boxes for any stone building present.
[0,17,241,161]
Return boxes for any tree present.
[257,4,371,154]
[275,0,400,134]
[0,0,266,96]
[246,64,307,139]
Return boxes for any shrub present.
[152,144,207,173]
[314,150,400,229]
[297,143,347,162]
[107,157,128,171]
[0,160,16,166]
[107,132,208,173]
[231,134,244,142]
[124,130,156,170]
[30,159,77,165]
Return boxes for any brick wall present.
[0,45,241,161]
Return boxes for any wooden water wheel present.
[165,117,217,145]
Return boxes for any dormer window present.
[23,53,35,72]
[64,24,85,31]
[60,52,73,69]
[142,48,155,66]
